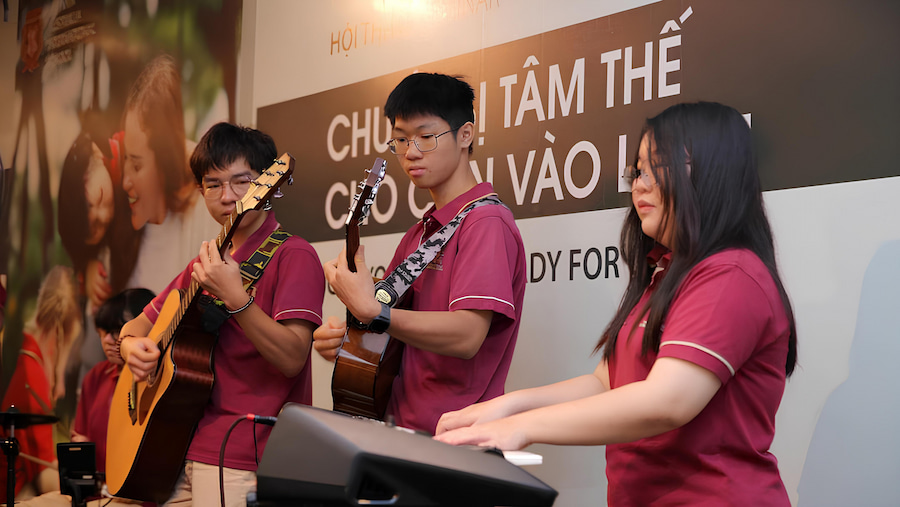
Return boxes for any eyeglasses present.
[202,175,255,199]
[621,165,657,190]
[387,127,460,155]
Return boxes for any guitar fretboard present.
[156,206,244,353]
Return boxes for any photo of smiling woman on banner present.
[119,54,220,295]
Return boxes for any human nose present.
[220,181,242,200]
[631,177,643,192]
[632,171,653,192]
[122,166,133,192]
[404,139,424,159]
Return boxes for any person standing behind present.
[118,123,325,506]
[71,288,155,478]
[313,73,527,435]
[436,102,798,506]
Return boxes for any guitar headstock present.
[347,157,387,227]
[238,153,295,214]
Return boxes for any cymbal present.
[0,410,58,429]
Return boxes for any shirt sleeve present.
[447,207,522,321]
[72,367,96,436]
[657,259,778,384]
[269,238,325,326]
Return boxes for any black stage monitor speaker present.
[255,403,557,507]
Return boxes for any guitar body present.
[328,157,394,419]
[332,327,403,419]
[106,289,218,503]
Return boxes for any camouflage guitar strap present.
[372,194,506,308]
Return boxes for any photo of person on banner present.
[435,101,798,506]
[120,54,220,295]
[1,265,82,502]
[58,124,140,316]
[313,72,527,435]
[2,6,246,499]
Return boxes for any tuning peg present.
[287,176,293,186]
[273,188,284,199]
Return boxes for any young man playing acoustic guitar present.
[314,72,527,435]
[118,123,325,506]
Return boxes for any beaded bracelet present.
[227,295,254,315]
[115,334,134,362]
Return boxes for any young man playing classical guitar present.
[314,72,527,435]
[118,123,325,506]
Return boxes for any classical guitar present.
[331,157,402,420]
[105,154,295,503]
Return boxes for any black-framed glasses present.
[621,165,656,190]
[388,127,460,155]
[202,175,255,199]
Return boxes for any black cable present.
[253,422,260,467]
[219,416,245,507]
[219,414,278,507]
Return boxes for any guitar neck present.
[156,208,244,352]
[345,222,360,273]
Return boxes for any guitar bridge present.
[128,385,137,424]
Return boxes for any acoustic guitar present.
[105,154,295,503]
[331,157,403,420]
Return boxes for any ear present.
[457,121,475,149]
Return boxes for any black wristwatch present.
[368,302,391,333]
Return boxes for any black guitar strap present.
[236,228,292,291]
[201,228,291,331]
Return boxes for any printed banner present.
[259,0,899,243]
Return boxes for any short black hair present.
[94,288,156,333]
[190,122,278,184]
[384,73,475,154]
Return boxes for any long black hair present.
[596,102,798,376]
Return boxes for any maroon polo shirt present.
[143,211,325,470]
[74,360,119,474]
[385,182,526,434]
[606,247,791,506]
